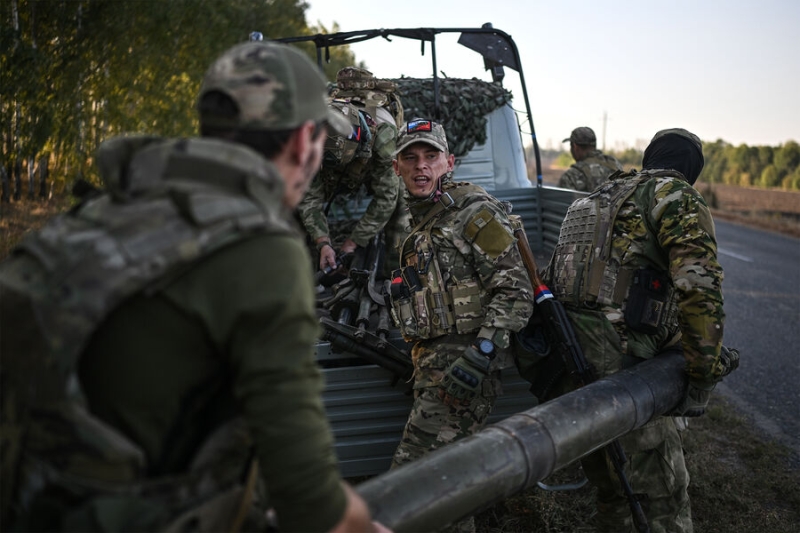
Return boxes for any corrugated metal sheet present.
[320,344,539,477]
[493,186,586,259]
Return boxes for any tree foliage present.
[697,139,800,191]
[1,0,358,198]
[602,140,800,191]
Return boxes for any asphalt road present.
[713,219,800,459]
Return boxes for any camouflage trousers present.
[391,336,501,533]
[545,346,693,532]
[580,416,692,533]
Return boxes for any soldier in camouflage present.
[543,128,737,532]
[559,126,623,191]
[386,119,533,532]
[0,41,388,533]
[297,67,404,271]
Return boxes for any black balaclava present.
[642,129,705,185]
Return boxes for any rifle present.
[317,232,414,386]
[320,317,414,387]
[513,225,651,533]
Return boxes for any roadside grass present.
[474,394,800,532]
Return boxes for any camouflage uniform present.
[297,68,403,259]
[390,179,533,465]
[0,42,353,532]
[558,149,624,192]
[543,148,725,532]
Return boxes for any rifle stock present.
[513,226,651,533]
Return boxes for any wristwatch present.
[475,338,496,360]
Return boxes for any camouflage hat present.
[198,41,350,136]
[563,126,597,145]
[649,128,703,156]
[337,66,374,90]
[393,119,449,156]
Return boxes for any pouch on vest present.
[449,280,486,334]
[387,267,420,339]
[624,268,672,334]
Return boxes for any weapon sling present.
[513,226,651,533]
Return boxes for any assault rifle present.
[513,226,651,533]
[317,232,414,387]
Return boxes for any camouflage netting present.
[391,78,513,157]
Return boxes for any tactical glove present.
[671,379,716,418]
[440,346,492,405]
[719,345,740,378]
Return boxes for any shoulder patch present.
[465,207,514,258]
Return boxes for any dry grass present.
[474,395,800,532]
[698,183,800,238]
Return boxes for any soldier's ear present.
[288,121,318,166]
[392,158,401,176]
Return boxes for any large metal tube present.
[357,351,687,532]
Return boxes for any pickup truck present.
[279,26,585,477]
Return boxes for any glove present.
[439,346,491,406]
[719,345,740,378]
[671,379,716,417]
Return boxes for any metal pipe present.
[357,351,687,532]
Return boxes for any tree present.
[0,0,354,195]
[775,140,800,174]
[759,165,779,188]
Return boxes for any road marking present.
[718,248,754,262]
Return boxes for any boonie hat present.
[198,41,350,136]
[563,126,597,145]
[394,119,449,156]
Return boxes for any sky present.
[305,0,799,151]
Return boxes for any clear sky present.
[305,0,799,151]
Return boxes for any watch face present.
[478,338,494,355]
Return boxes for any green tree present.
[757,145,774,167]
[782,165,800,191]
[1,0,358,196]
[759,165,779,188]
[699,139,730,184]
[775,140,800,174]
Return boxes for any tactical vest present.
[387,184,491,341]
[333,79,405,130]
[0,136,291,529]
[321,85,403,195]
[546,170,679,329]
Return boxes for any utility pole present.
[602,111,608,151]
